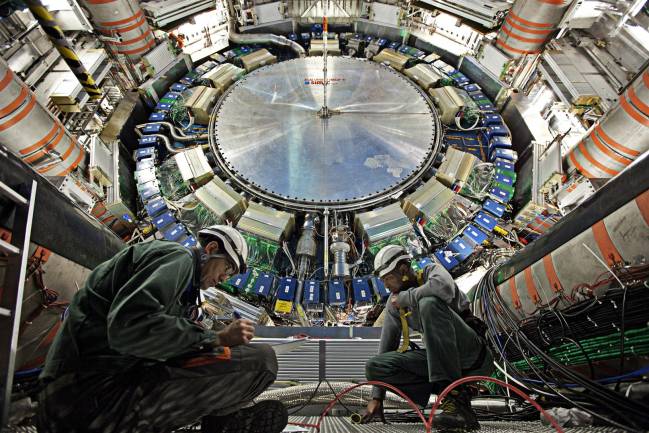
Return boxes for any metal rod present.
[323,208,330,279]
[0,181,28,206]
[0,180,36,425]
[0,239,20,255]
[322,9,328,116]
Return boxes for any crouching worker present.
[37,225,287,433]
[362,245,493,431]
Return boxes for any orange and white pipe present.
[496,0,573,57]
[496,188,649,319]
[567,65,649,179]
[0,60,84,177]
[79,0,155,61]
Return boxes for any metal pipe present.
[24,0,102,99]
[135,123,209,142]
[492,153,649,319]
[566,64,649,179]
[226,0,305,58]
[496,0,575,57]
[322,11,329,116]
[297,214,318,280]
[323,208,330,278]
[77,0,155,61]
[330,241,350,279]
[0,60,84,177]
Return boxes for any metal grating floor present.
[8,418,625,432]
[288,416,625,433]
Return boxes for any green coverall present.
[366,262,493,406]
[38,240,277,432]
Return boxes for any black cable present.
[287,381,322,415]
[477,268,649,432]
[325,380,359,414]
[558,336,595,380]
[615,283,628,392]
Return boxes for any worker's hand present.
[361,398,386,424]
[390,295,400,310]
[217,319,255,347]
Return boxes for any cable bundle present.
[477,267,649,432]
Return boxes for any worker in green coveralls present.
[37,225,287,433]
[362,245,493,431]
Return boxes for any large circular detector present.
[210,57,441,210]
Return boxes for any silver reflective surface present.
[212,57,439,206]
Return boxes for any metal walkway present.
[288,416,625,433]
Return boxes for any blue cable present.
[14,367,42,378]
[518,364,649,388]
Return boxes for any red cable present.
[428,376,565,433]
[286,380,427,431]
[288,377,566,433]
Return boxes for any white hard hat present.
[198,225,249,273]
[374,245,411,278]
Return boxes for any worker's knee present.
[365,356,380,380]
[417,295,446,314]
[253,343,278,377]
[365,354,393,380]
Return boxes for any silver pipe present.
[139,132,207,155]
[296,213,318,280]
[226,0,305,58]
[135,122,209,142]
[147,134,177,154]
[323,208,330,279]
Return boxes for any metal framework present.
[0,151,36,426]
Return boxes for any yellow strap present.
[397,307,412,353]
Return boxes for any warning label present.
[304,77,345,85]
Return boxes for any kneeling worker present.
[363,245,493,431]
[38,225,287,433]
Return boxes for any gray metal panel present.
[355,202,413,243]
[236,202,295,242]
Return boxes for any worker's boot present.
[433,387,480,431]
[201,400,288,433]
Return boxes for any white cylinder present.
[496,0,573,57]
[0,60,84,176]
[79,0,155,61]
[567,66,649,179]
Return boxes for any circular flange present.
[210,57,442,211]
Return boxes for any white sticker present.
[335,292,341,300]
[258,285,265,293]
[284,286,290,293]
[235,278,242,285]
[361,290,366,298]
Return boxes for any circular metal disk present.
[211,57,439,207]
